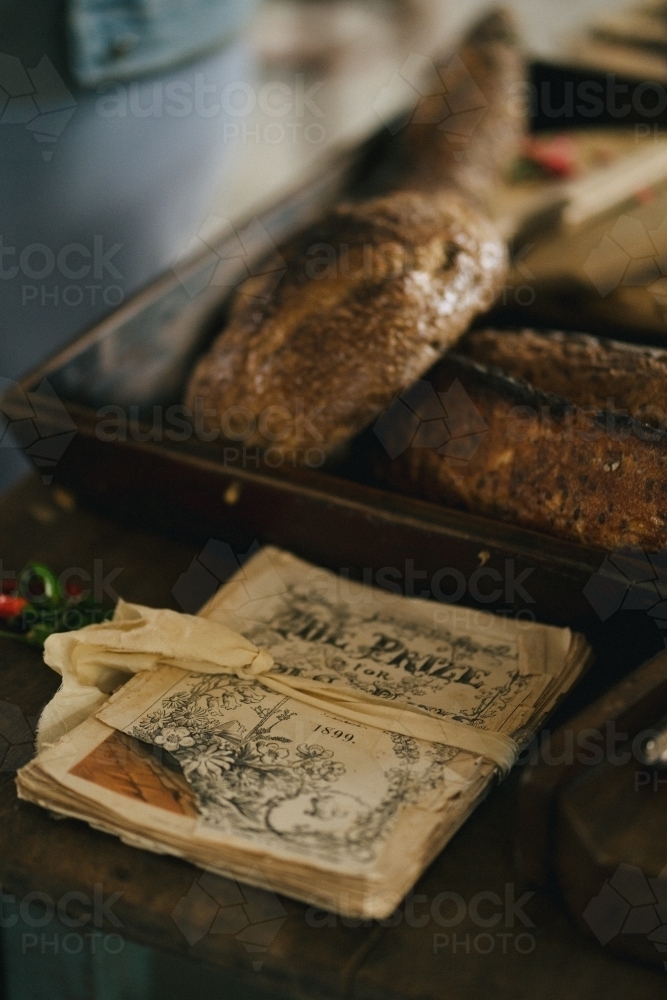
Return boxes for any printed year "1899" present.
[312,724,354,742]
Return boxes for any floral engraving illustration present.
[128,671,464,865]
[126,576,526,864]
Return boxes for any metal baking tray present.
[11,66,667,690]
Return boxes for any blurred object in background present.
[0,0,259,492]
[206,0,496,231]
[493,128,667,239]
[159,0,643,260]
[567,0,667,81]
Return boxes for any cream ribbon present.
[39,600,519,775]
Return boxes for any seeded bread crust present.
[460,328,667,419]
[185,191,507,461]
[378,355,667,551]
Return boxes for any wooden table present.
[1,475,665,1000]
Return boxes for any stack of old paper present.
[17,547,591,918]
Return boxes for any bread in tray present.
[460,327,667,421]
[373,353,667,552]
[185,190,506,462]
[184,10,525,464]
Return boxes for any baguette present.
[186,191,506,463]
[460,328,667,424]
[375,354,667,551]
[185,11,525,465]
[396,8,525,207]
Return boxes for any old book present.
[17,547,591,918]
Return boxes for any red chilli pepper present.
[522,135,578,178]
[0,594,28,619]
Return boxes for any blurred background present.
[0,0,637,493]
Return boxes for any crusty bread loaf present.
[185,191,506,462]
[396,9,525,207]
[185,10,525,465]
[460,328,667,423]
[375,354,667,551]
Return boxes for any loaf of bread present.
[460,328,667,423]
[375,354,667,551]
[185,192,506,462]
[396,9,525,207]
[185,11,525,465]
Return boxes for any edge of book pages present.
[16,547,591,919]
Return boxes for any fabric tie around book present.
[40,599,519,775]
